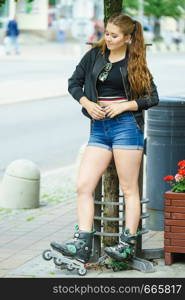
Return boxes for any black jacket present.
[68,46,159,129]
[6,20,20,37]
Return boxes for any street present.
[0,46,185,179]
[147,52,185,97]
[0,47,185,100]
[0,95,90,178]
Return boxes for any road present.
[0,95,90,178]
[0,50,185,179]
[147,52,185,97]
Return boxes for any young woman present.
[51,14,159,264]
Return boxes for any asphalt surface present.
[0,95,90,179]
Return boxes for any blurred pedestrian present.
[173,29,182,51]
[57,15,67,43]
[164,30,173,51]
[5,17,20,55]
[88,18,104,43]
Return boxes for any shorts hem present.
[87,143,112,151]
[112,145,144,150]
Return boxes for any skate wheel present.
[42,249,52,261]
[54,257,63,266]
[78,267,87,276]
[67,264,75,271]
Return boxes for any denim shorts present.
[87,111,144,151]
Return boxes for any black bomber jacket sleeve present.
[134,79,159,111]
[68,49,91,102]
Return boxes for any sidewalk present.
[0,165,77,278]
[0,164,184,278]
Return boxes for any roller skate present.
[42,225,95,276]
[98,229,155,273]
[103,229,139,271]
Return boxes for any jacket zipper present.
[120,67,140,129]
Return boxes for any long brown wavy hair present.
[93,13,153,98]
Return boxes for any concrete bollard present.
[0,159,40,209]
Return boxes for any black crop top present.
[96,58,127,97]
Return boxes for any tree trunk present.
[104,0,123,24]
[103,159,119,246]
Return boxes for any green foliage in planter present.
[171,180,185,193]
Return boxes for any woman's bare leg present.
[76,146,112,231]
[113,149,143,234]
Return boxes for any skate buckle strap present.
[125,228,142,237]
[120,229,139,245]
[120,241,129,247]
[74,224,96,234]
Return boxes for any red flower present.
[178,160,185,168]
[163,160,185,192]
[178,169,185,176]
[163,175,174,181]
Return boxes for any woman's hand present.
[104,102,129,118]
[104,101,138,118]
[85,101,106,120]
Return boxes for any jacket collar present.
[104,46,129,63]
[92,46,128,79]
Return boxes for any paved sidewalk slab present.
[5,257,184,278]
[0,165,77,277]
[4,231,185,278]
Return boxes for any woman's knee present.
[76,180,93,196]
[120,182,139,198]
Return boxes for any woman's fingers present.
[94,106,105,118]
[89,104,107,119]
[96,105,105,113]
[104,106,114,118]
[106,112,114,118]
[92,112,105,119]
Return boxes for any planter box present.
[164,191,185,265]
